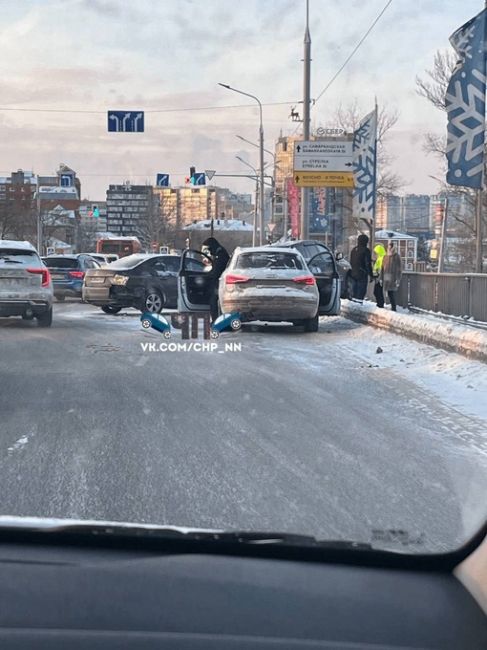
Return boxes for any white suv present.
[0,240,54,326]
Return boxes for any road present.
[1,301,486,553]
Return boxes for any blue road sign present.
[60,174,72,187]
[193,172,205,186]
[156,173,170,187]
[108,111,145,133]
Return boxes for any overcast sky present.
[0,0,483,199]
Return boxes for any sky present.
[0,0,483,200]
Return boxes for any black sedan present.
[82,253,180,314]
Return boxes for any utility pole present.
[300,0,311,240]
[438,197,448,273]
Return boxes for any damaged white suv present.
[0,240,53,327]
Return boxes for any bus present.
[96,236,142,258]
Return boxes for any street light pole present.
[300,0,311,240]
[236,156,260,246]
[219,83,265,244]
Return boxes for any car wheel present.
[36,307,53,328]
[163,330,171,339]
[101,305,122,314]
[56,295,65,302]
[230,318,241,331]
[304,313,319,333]
[210,330,219,339]
[141,319,152,329]
[143,291,164,313]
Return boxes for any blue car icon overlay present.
[210,312,242,338]
[140,312,172,338]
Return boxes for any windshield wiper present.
[0,518,373,551]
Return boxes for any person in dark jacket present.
[201,237,230,321]
[381,241,402,311]
[349,234,373,302]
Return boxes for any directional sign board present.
[193,172,205,186]
[108,111,145,133]
[293,171,354,188]
[293,140,353,172]
[156,173,170,187]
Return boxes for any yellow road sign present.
[293,171,354,188]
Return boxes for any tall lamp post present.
[236,156,260,246]
[218,83,265,245]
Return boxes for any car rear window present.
[109,255,147,270]
[0,249,41,265]
[236,252,304,270]
[44,257,79,269]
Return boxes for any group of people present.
[349,234,402,311]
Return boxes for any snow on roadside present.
[332,318,487,422]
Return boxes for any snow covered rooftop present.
[37,186,78,199]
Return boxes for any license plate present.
[89,277,105,284]
[51,274,64,280]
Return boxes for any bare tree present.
[415,49,457,112]
[0,203,36,242]
[139,192,178,250]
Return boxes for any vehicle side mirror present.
[335,252,344,261]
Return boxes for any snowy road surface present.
[1,302,486,553]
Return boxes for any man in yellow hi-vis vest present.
[372,244,386,308]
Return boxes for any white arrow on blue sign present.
[156,174,169,187]
[108,111,145,133]
[193,172,205,186]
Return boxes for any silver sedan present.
[218,247,320,332]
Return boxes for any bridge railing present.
[396,273,487,322]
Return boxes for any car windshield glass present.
[236,252,304,270]
[2,2,487,560]
[0,249,39,264]
[43,257,78,269]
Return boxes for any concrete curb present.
[340,301,487,364]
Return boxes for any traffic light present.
[92,205,100,218]
[189,166,195,184]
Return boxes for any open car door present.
[177,249,215,313]
[307,251,341,316]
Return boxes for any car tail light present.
[68,271,85,279]
[225,274,250,284]
[27,267,51,287]
[293,275,316,285]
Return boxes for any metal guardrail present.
[397,273,487,323]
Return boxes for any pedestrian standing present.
[349,234,373,303]
[201,237,230,322]
[381,241,402,311]
[372,244,386,308]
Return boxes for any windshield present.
[1,1,487,558]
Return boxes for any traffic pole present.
[300,0,311,240]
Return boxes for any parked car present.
[81,253,114,266]
[42,254,101,301]
[0,240,53,326]
[178,246,340,332]
[83,253,181,314]
[275,240,352,299]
